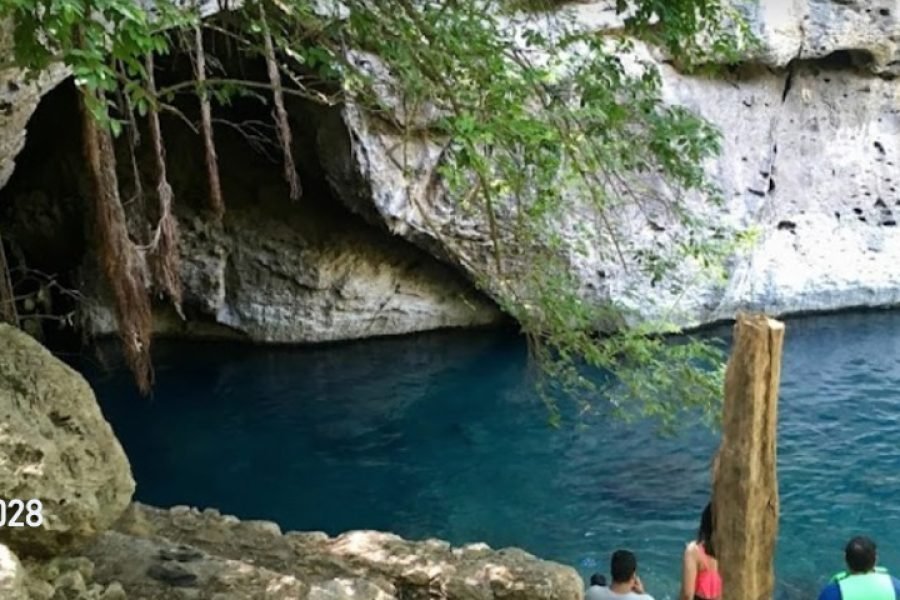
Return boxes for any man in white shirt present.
[586,550,655,600]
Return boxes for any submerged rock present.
[0,325,135,557]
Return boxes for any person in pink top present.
[680,503,723,600]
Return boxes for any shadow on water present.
[71,311,900,598]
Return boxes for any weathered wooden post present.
[713,313,784,600]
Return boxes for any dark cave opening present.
[0,60,346,347]
[0,28,501,355]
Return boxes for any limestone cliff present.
[321,0,900,329]
[1,1,899,342]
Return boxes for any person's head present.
[610,550,638,585]
[590,573,607,587]
[845,536,877,573]
[698,502,716,557]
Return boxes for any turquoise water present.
[78,311,900,599]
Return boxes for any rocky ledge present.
[4,502,582,600]
[0,324,582,599]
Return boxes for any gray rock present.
[0,325,135,556]
[0,19,68,191]
[0,544,28,600]
[99,582,126,600]
[97,503,584,600]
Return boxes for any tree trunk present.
[80,88,154,394]
[194,23,225,222]
[259,0,302,201]
[712,313,783,600]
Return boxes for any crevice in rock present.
[781,62,796,102]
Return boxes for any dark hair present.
[590,573,607,587]
[611,550,637,583]
[698,502,716,558]
[845,536,877,573]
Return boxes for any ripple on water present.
[77,311,900,597]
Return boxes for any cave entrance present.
[0,28,500,355]
[0,33,349,350]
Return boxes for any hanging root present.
[116,60,150,244]
[260,0,302,201]
[194,22,226,222]
[145,53,184,319]
[0,233,18,325]
[80,88,154,394]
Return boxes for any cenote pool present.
[74,310,900,599]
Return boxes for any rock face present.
[3,2,900,337]
[713,314,783,600]
[319,1,900,329]
[0,20,67,192]
[77,503,583,599]
[739,0,900,75]
[81,201,503,343]
[0,325,135,556]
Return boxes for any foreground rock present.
[0,325,135,556]
[71,503,583,600]
[0,544,27,600]
[9,502,582,599]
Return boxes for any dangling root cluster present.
[145,53,184,317]
[80,88,154,393]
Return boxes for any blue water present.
[76,311,900,599]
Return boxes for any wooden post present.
[713,313,784,600]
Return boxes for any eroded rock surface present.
[0,20,67,192]
[78,198,503,343]
[320,3,900,329]
[0,325,135,556]
[0,544,27,600]
[71,503,582,599]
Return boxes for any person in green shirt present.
[818,536,900,600]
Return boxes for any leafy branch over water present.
[1,0,755,428]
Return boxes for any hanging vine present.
[193,21,226,222]
[144,52,184,317]
[259,0,302,201]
